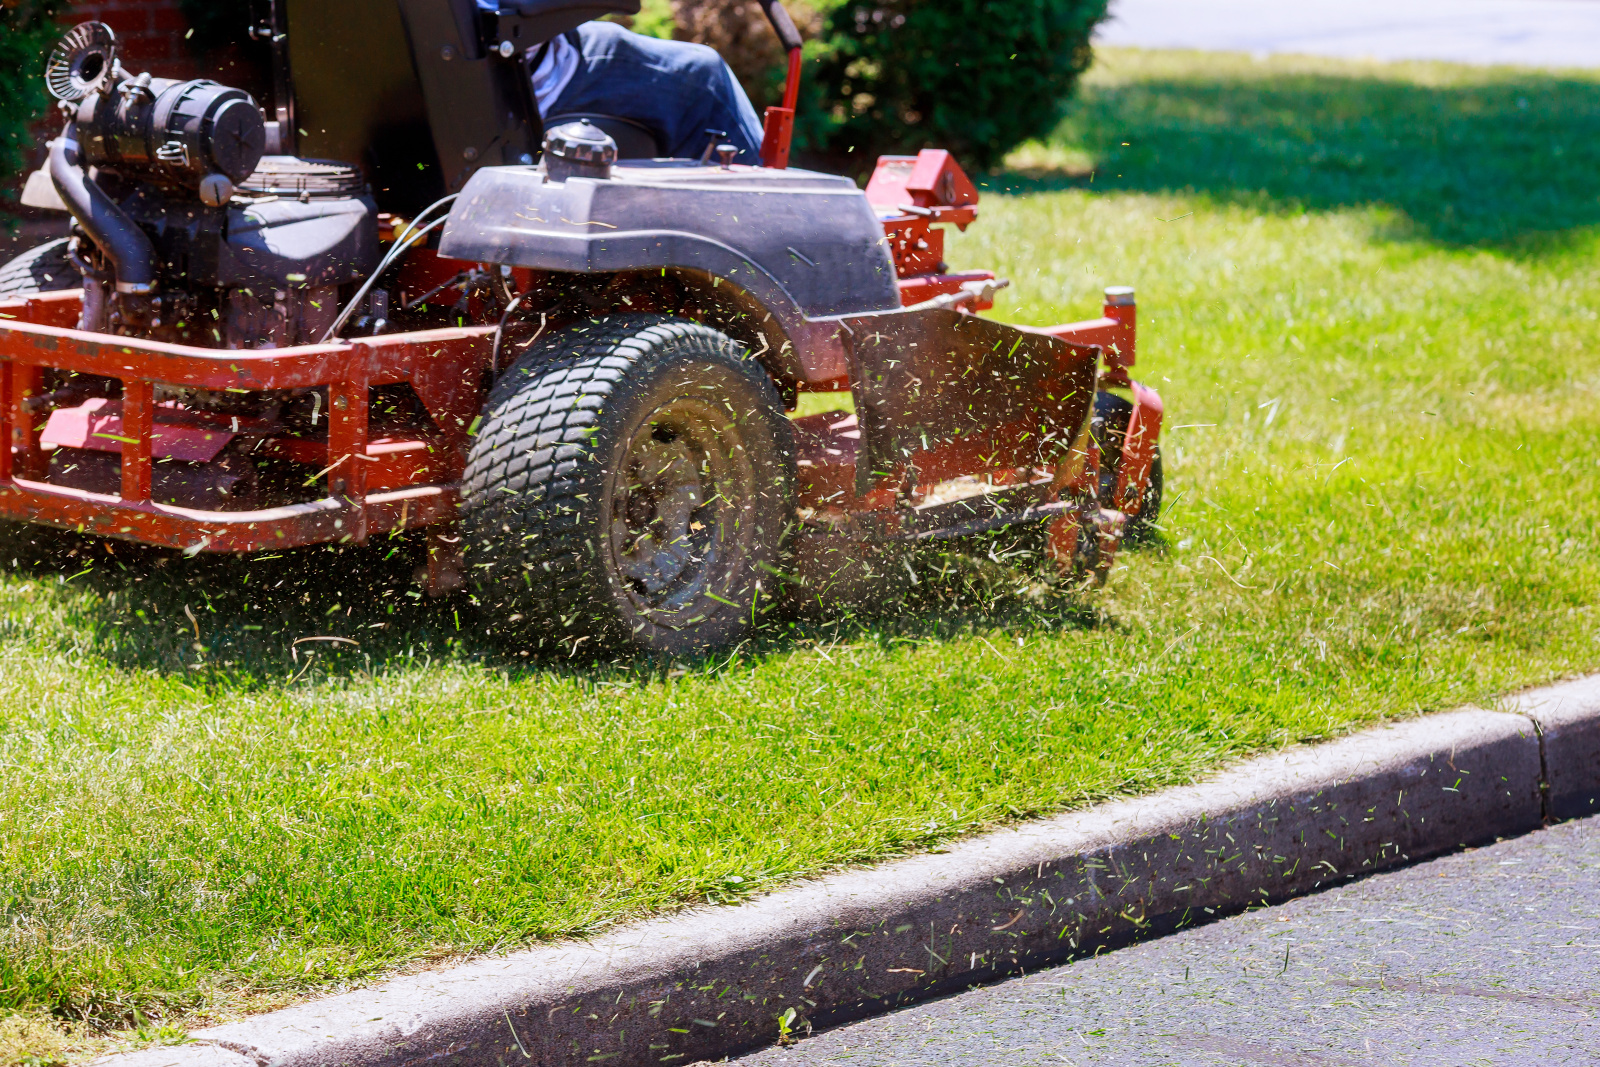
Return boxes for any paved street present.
[739,815,1600,1066]
[1098,0,1600,68]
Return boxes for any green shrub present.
[665,0,1108,171]
[803,0,1109,170]
[0,0,70,183]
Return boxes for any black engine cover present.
[222,195,379,290]
[108,162,380,292]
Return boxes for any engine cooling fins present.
[239,157,369,199]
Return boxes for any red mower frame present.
[0,266,1161,590]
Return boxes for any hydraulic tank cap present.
[543,121,616,183]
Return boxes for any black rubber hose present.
[758,0,803,53]
[49,122,158,295]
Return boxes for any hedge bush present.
[0,0,69,183]
[664,0,1107,172]
[804,0,1109,170]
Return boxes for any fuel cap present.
[543,120,616,182]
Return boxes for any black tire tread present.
[0,238,79,299]
[461,313,791,650]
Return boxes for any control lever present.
[755,0,802,168]
[700,129,729,163]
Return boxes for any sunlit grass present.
[7,47,1600,1059]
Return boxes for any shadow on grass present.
[990,61,1600,250]
[0,520,1119,688]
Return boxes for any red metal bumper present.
[1035,289,1163,521]
[0,291,490,553]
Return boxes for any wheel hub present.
[611,412,733,612]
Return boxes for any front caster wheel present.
[1092,390,1164,544]
[461,314,795,656]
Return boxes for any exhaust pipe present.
[50,122,158,295]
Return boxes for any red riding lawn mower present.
[0,0,1164,656]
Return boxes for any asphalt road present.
[1098,0,1600,69]
[738,815,1600,1067]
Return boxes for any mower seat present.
[544,112,663,159]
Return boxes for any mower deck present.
[0,286,1158,567]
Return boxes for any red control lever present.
[757,0,803,169]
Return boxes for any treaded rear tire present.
[0,238,79,299]
[461,314,795,656]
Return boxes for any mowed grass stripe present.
[5,46,1600,1059]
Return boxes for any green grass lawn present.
[8,46,1600,1062]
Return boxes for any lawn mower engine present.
[48,22,379,350]
[50,28,380,353]
[36,24,382,506]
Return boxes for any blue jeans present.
[545,23,765,162]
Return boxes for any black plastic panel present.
[285,0,441,213]
[393,0,541,192]
[439,161,902,318]
[221,196,380,288]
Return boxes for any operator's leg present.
[542,22,765,162]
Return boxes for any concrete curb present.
[1504,674,1600,821]
[100,677,1600,1067]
